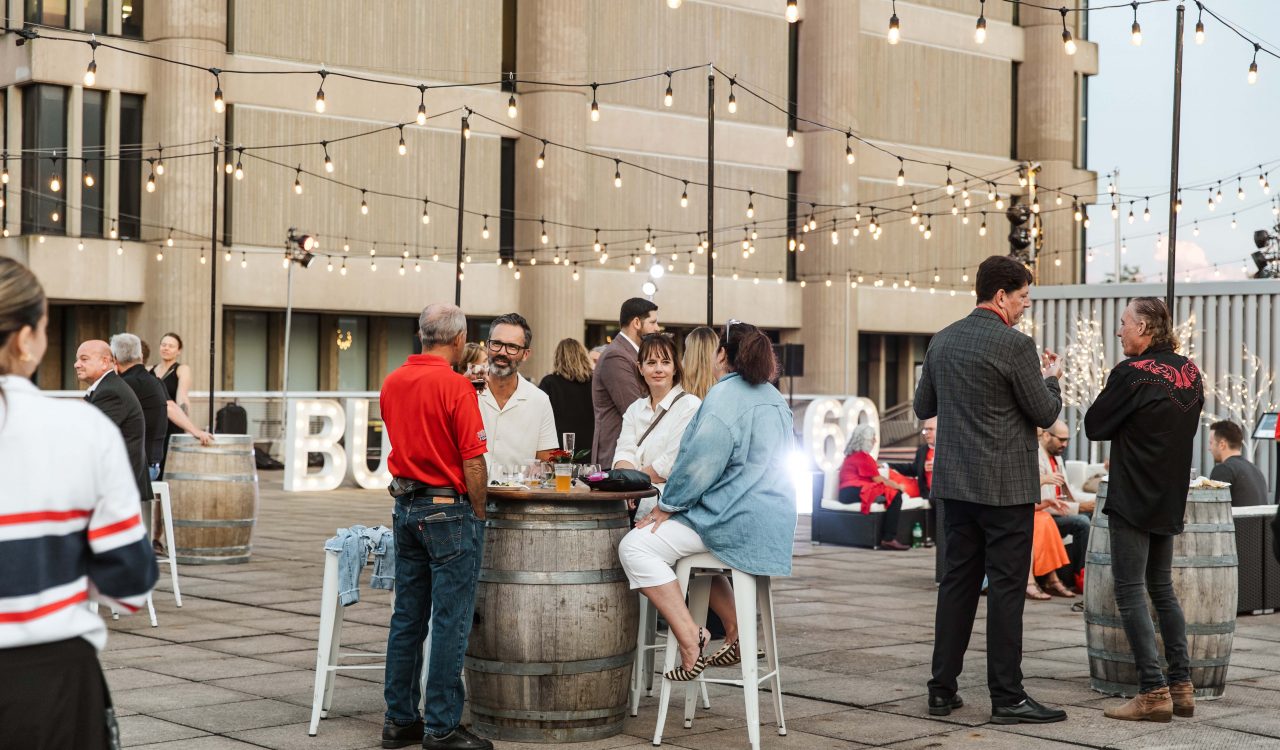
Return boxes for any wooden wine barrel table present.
[1084,481,1237,699]
[466,485,654,743]
[164,435,260,565]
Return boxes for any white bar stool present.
[90,485,182,628]
[630,594,710,716]
[308,545,438,737]
[653,552,785,750]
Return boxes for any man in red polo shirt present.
[379,303,491,750]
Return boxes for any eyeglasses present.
[486,339,528,355]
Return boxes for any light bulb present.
[664,78,674,107]
[213,86,225,113]
[786,0,798,23]
[668,0,682,7]
[315,88,326,113]
[398,137,407,156]
[1064,30,1077,55]
[979,222,987,237]
[462,119,470,139]
[786,129,795,148]
[417,102,427,125]
[974,15,987,44]
[614,165,622,188]
[896,165,906,187]
[294,175,303,194]
[146,173,155,192]
[324,154,334,173]
[846,141,855,164]
[84,59,97,87]
[234,161,244,180]
[590,87,600,121]
[507,94,518,118]
[1131,23,1142,46]
[422,203,430,224]
[888,13,900,45]
[1195,20,1205,45]
[1249,60,1259,85]
[50,175,61,192]
[84,172,94,188]
[482,219,490,239]
[728,89,737,113]
[680,186,689,208]
[360,200,369,215]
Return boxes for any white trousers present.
[618,519,708,589]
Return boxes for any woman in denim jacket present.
[618,321,796,679]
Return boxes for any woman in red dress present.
[837,424,911,550]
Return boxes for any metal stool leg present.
[733,569,761,750]
[653,559,694,747]
[152,482,182,608]
[630,596,650,716]
[683,575,712,728]
[758,576,785,735]
[309,551,340,735]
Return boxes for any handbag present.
[582,468,653,493]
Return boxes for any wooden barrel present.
[164,434,260,565]
[465,494,638,743]
[1084,481,1237,699]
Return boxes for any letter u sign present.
[283,398,392,491]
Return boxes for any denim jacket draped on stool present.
[323,524,396,605]
[657,372,797,577]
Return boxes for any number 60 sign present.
[802,396,880,502]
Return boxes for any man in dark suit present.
[112,333,168,482]
[914,255,1067,725]
[76,339,152,506]
[591,297,659,467]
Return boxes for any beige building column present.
[140,3,227,403]
[794,0,860,395]
[515,0,588,376]
[1017,8,1093,285]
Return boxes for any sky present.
[1085,0,1280,283]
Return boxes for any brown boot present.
[1103,687,1173,722]
[1169,681,1195,717]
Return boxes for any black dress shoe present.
[422,726,494,750]
[381,719,424,749]
[928,693,964,716]
[990,696,1067,725]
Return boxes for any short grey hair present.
[110,332,143,365]
[844,423,877,455]
[418,303,467,348]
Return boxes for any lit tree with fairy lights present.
[1203,348,1278,458]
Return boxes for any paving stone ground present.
[106,476,1280,749]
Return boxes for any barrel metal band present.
[1087,647,1231,669]
[478,568,626,585]
[1086,552,1238,567]
[172,519,256,528]
[484,518,629,531]
[468,705,620,721]
[465,651,633,675]
[164,471,258,484]
[1085,612,1236,635]
[469,720,622,743]
[171,447,255,456]
[1091,520,1236,534]
[176,545,252,555]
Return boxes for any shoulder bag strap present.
[637,391,688,447]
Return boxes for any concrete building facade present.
[1,0,1096,411]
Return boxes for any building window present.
[121,0,143,39]
[25,0,69,28]
[83,0,106,34]
[22,85,68,236]
[786,170,798,281]
[82,89,105,237]
[1010,62,1021,160]
[500,137,515,262]
[787,21,799,134]
[118,93,143,238]
[1075,74,1089,170]
[501,0,517,91]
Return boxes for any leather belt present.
[397,486,463,505]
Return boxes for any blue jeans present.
[1108,512,1190,693]
[383,498,485,735]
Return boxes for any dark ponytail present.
[723,321,777,385]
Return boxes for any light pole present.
[282,229,317,423]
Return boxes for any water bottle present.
[911,522,923,549]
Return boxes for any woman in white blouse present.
[613,333,702,522]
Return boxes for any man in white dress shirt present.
[478,313,558,469]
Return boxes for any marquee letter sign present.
[345,398,392,490]
[284,399,348,492]
[802,397,880,501]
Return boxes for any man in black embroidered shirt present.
[1085,297,1204,723]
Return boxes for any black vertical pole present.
[455,111,470,307]
[706,69,715,327]
[208,143,219,432]
[1166,4,1185,311]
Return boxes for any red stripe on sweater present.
[0,509,93,526]
[0,590,89,623]
[87,515,141,540]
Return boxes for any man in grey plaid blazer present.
[914,255,1067,725]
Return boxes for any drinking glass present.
[562,432,576,454]
[554,463,573,492]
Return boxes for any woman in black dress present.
[538,338,595,451]
[150,332,193,474]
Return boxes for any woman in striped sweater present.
[0,256,158,747]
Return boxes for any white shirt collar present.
[653,384,686,412]
[86,369,112,395]
[618,332,640,352]
[0,374,37,393]
[480,374,534,412]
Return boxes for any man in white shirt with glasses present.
[478,313,558,471]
